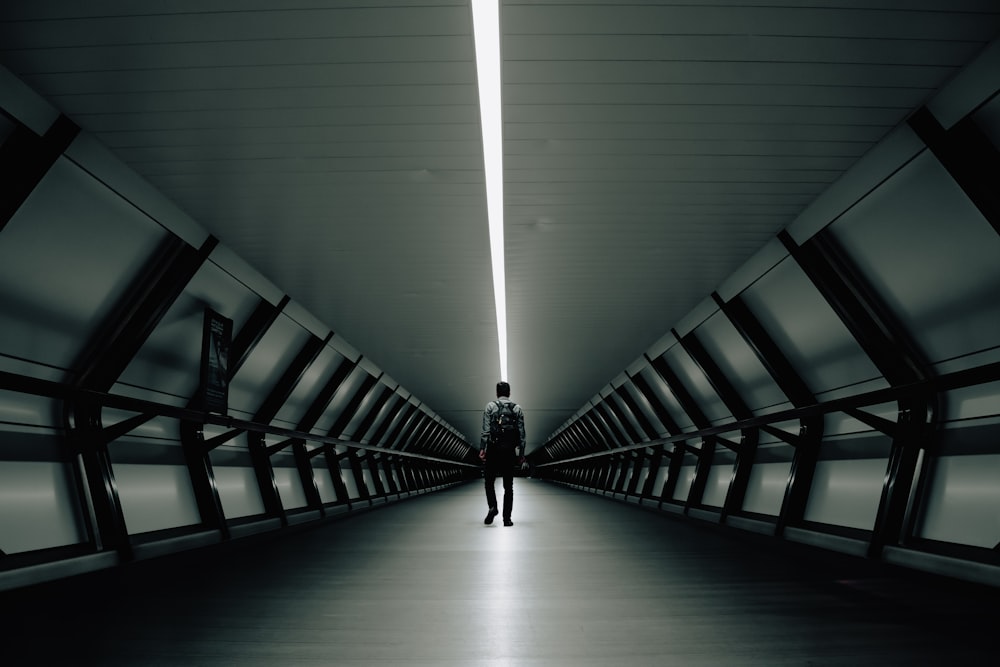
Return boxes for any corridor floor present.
[2,479,997,666]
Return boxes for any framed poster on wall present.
[201,307,232,414]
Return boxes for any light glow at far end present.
[471,0,508,382]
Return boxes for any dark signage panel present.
[201,308,232,414]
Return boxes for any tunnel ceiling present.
[1,1,998,451]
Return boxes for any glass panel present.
[740,257,884,399]
[827,150,1000,370]
[694,310,786,413]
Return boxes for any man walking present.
[480,381,526,526]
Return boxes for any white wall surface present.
[803,458,886,531]
[116,463,201,535]
[919,453,1000,549]
[214,467,266,520]
[742,461,791,517]
[0,461,86,554]
[702,463,734,508]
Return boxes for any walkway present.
[3,479,997,665]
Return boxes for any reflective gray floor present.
[3,479,998,666]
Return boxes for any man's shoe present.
[503,518,513,527]
[485,508,498,525]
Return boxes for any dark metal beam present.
[388,456,408,495]
[628,370,682,435]
[566,428,586,455]
[580,411,613,450]
[684,440,715,513]
[595,457,612,491]
[712,292,817,406]
[396,412,428,452]
[844,407,898,437]
[615,384,658,441]
[328,372,381,439]
[71,406,128,552]
[661,443,686,505]
[255,332,333,424]
[564,423,589,453]
[760,424,804,448]
[554,422,579,456]
[594,402,629,447]
[640,448,665,499]
[675,329,752,420]
[98,413,156,447]
[445,434,466,461]
[868,398,932,558]
[347,451,370,501]
[542,436,559,461]
[908,106,1000,237]
[425,428,443,455]
[775,416,823,536]
[266,437,298,456]
[380,455,399,496]
[323,445,351,506]
[366,394,403,446]
[674,328,758,522]
[350,384,395,443]
[293,441,324,513]
[603,392,642,444]
[247,331,336,521]
[712,291,823,534]
[228,295,291,380]
[426,425,445,455]
[384,403,418,449]
[780,229,937,557]
[612,452,635,493]
[17,353,991,477]
[273,356,359,507]
[402,462,418,492]
[363,452,386,497]
[401,415,435,453]
[625,451,645,496]
[722,430,759,520]
[563,428,583,456]
[180,420,229,538]
[204,428,245,452]
[558,436,575,460]
[180,295,293,536]
[73,235,219,393]
[2,369,476,470]
[647,351,715,511]
[245,433,283,521]
[714,435,743,453]
[646,352,711,429]
[298,357,358,432]
[518,357,1000,469]
[779,230,929,386]
[424,424,448,455]
[66,234,216,560]
[0,114,80,231]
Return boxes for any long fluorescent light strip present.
[471,0,508,382]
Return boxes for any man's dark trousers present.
[484,450,516,520]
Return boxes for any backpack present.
[489,400,519,451]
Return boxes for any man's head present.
[496,381,510,398]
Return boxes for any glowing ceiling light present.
[471,0,507,382]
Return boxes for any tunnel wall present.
[535,39,1000,587]
[0,67,478,592]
